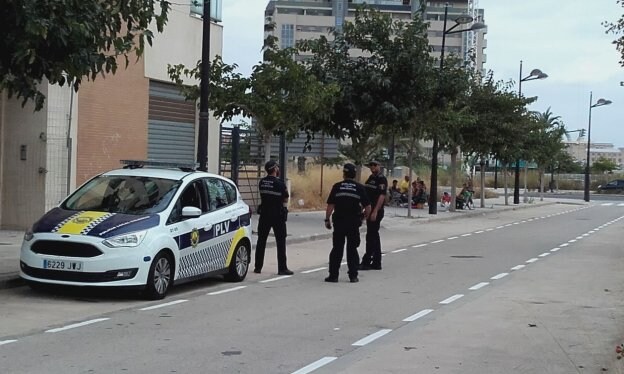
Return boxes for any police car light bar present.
[120,160,198,172]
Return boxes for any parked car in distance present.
[597,179,624,193]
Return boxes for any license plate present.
[43,259,83,271]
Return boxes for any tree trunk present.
[263,132,272,163]
[539,168,544,201]
[523,165,528,203]
[480,159,486,208]
[407,150,413,218]
[503,166,509,205]
[450,148,458,212]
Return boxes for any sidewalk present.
[0,193,581,289]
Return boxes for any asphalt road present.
[1,201,624,373]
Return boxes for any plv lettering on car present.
[214,220,231,237]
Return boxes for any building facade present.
[0,1,224,229]
[564,140,624,169]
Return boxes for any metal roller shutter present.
[148,81,196,163]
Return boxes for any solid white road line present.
[0,340,17,346]
[260,275,292,283]
[491,273,508,280]
[46,318,110,333]
[403,309,434,322]
[511,265,526,270]
[139,300,188,311]
[412,244,428,248]
[301,267,327,274]
[352,329,392,346]
[526,258,539,263]
[618,203,624,207]
[469,282,489,290]
[291,357,338,374]
[207,286,247,295]
[440,294,464,304]
[392,248,407,253]
[539,252,550,257]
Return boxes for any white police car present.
[20,160,253,299]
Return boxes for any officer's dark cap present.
[367,160,381,167]
[343,163,356,177]
[265,160,278,173]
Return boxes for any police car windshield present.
[62,176,181,215]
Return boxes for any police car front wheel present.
[224,241,250,282]
[144,251,173,300]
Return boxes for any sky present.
[221,1,624,148]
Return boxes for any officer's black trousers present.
[329,223,361,278]
[255,215,287,271]
[363,209,384,268]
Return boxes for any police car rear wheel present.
[145,252,173,300]
[224,242,250,282]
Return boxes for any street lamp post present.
[584,92,612,202]
[429,3,486,215]
[513,60,547,204]
[197,0,212,172]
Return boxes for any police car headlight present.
[103,230,148,248]
[24,229,34,242]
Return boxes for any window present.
[204,178,230,211]
[167,180,206,224]
[281,24,295,48]
[222,181,238,204]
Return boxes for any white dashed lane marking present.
[511,265,526,270]
[491,273,508,280]
[469,282,489,290]
[139,300,188,311]
[208,286,246,295]
[403,309,434,322]
[392,248,407,253]
[259,275,292,283]
[539,252,550,257]
[526,258,539,263]
[0,340,17,346]
[301,267,327,274]
[45,318,110,333]
[291,357,337,374]
[440,294,464,304]
[352,329,392,346]
[431,240,445,244]
[412,244,427,248]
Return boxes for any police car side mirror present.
[182,206,202,218]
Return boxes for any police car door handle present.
[229,215,238,222]
[204,223,213,231]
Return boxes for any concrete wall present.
[0,90,48,228]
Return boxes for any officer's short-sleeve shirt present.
[365,172,388,208]
[259,176,289,216]
[327,179,370,224]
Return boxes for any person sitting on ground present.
[388,179,401,206]
[412,181,427,208]
[399,175,410,195]
[440,191,451,207]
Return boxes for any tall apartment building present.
[265,0,486,70]
[264,0,487,169]
[0,1,224,229]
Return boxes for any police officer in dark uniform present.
[254,160,293,275]
[324,163,371,283]
[361,160,388,270]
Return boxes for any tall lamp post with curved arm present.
[513,61,548,205]
[429,3,486,215]
[584,93,612,202]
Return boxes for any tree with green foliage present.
[168,35,338,161]
[1,0,170,110]
[603,1,624,67]
[462,74,534,205]
[297,5,434,178]
[525,108,567,200]
[592,157,619,173]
